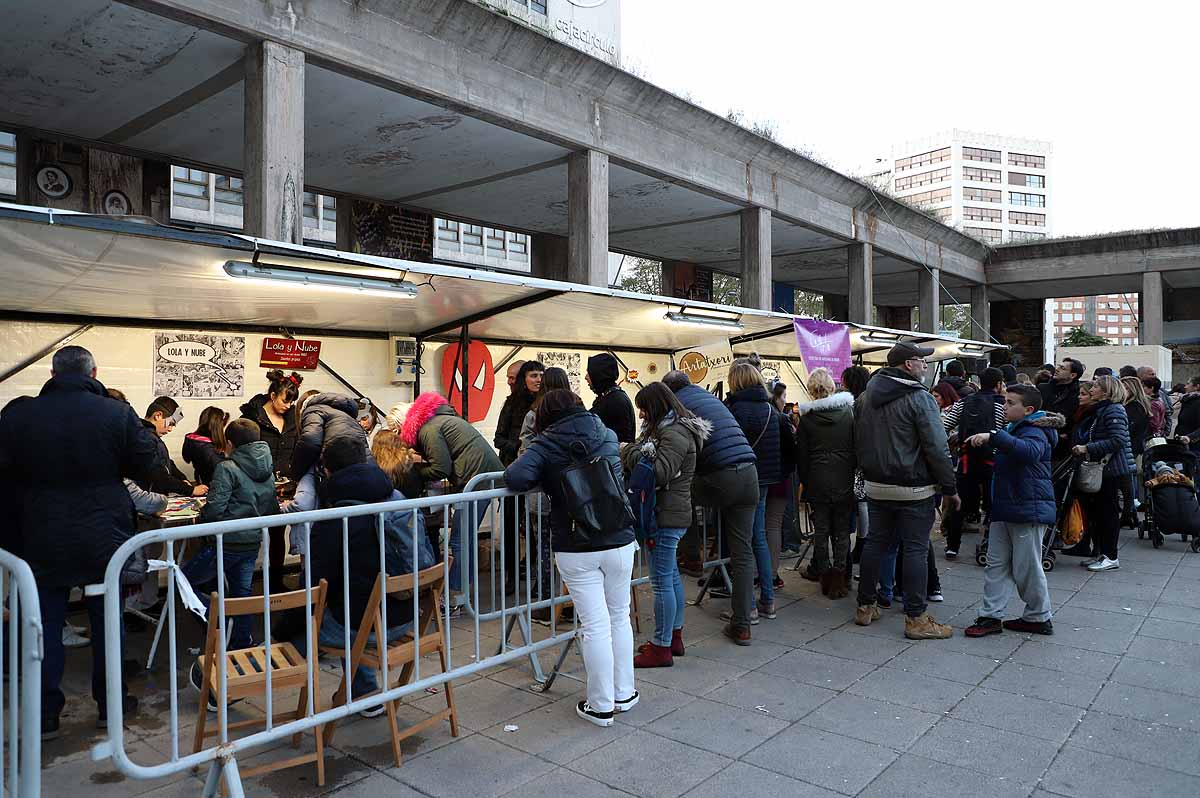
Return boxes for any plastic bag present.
[1062,499,1085,546]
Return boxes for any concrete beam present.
[740,208,772,310]
[243,41,304,244]
[118,0,987,282]
[848,243,873,325]
[1142,271,1164,346]
[567,150,609,287]
[970,284,991,341]
[918,266,941,334]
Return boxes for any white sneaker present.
[1087,556,1120,572]
[62,629,90,648]
[576,700,614,727]
[1079,557,1099,567]
[359,705,387,719]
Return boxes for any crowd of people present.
[2,342,1198,738]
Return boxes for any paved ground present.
[39,527,1200,798]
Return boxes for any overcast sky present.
[621,0,1200,237]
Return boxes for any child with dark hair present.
[183,406,230,485]
[140,396,205,496]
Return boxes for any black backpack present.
[559,440,636,548]
[960,392,1002,461]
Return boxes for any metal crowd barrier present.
[0,548,44,798]
[88,476,733,796]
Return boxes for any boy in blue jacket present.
[964,385,1064,637]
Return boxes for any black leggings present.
[1079,474,1122,560]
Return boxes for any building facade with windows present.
[864,129,1052,246]
[1049,294,1141,348]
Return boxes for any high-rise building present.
[1047,294,1141,349]
[864,129,1052,246]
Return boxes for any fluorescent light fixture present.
[664,307,744,331]
[862,332,902,344]
[958,342,986,353]
[223,260,418,298]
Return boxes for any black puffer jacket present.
[494,361,541,465]
[505,409,635,554]
[727,384,781,486]
[1125,400,1150,457]
[0,374,158,588]
[854,367,957,496]
[241,393,299,477]
[139,419,192,495]
[1176,392,1200,452]
[1039,379,1082,458]
[290,393,369,479]
[671,383,756,475]
[1074,400,1136,478]
[588,354,636,444]
[795,391,857,503]
[182,433,225,485]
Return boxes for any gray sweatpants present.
[979,521,1052,622]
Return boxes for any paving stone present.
[1074,580,1164,603]
[633,651,748,695]
[979,660,1103,708]
[608,680,698,727]
[684,635,791,669]
[705,670,837,721]
[743,725,897,796]
[480,695,623,765]
[888,645,1001,685]
[1006,639,1120,679]
[1036,623,1136,655]
[740,618,828,647]
[1109,654,1200,698]
[847,665,974,714]
[328,702,462,768]
[909,717,1058,781]
[323,773,425,797]
[950,688,1084,743]
[1052,605,1145,633]
[858,753,1035,798]
[1149,602,1200,625]
[1040,745,1200,798]
[410,674,552,731]
[500,767,631,797]
[1125,635,1200,666]
[1063,591,1154,615]
[805,629,911,665]
[802,693,940,748]
[1138,617,1200,644]
[566,729,729,798]
[682,761,842,798]
[758,648,876,691]
[645,697,789,758]
[236,747,376,798]
[1070,710,1200,777]
[1090,682,1200,730]
[388,734,555,798]
[39,739,197,798]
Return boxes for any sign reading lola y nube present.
[260,337,322,370]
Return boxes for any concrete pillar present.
[244,40,305,244]
[567,150,609,287]
[660,260,679,296]
[878,306,913,331]
[740,207,772,310]
[970,284,991,341]
[919,266,941,334]
[335,197,356,252]
[848,243,873,324]
[823,294,849,322]
[532,234,569,282]
[1142,271,1164,346]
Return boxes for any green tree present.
[713,272,741,306]
[796,290,824,317]
[1062,326,1110,347]
[615,257,661,294]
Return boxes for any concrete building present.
[1048,294,1141,349]
[867,130,1052,246]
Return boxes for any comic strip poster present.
[153,333,246,399]
[536,350,583,393]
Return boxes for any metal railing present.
[0,549,44,798]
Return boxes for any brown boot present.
[722,623,752,646]
[826,570,849,600]
[854,603,881,626]
[905,613,953,640]
[670,628,685,657]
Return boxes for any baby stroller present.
[974,458,1078,571]
[1138,441,1200,552]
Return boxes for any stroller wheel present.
[1042,557,1055,572]
[975,550,987,567]
[1191,538,1200,554]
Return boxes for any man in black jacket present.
[140,396,204,497]
[663,370,760,645]
[854,342,960,640]
[586,353,635,444]
[1039,358,1085,459]
[0,346,158,737]
[941,367,1007,558]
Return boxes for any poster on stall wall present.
[793,319,851,384]
[153,333,246,399]
[439,341,495,423]
[259,337,321,370]
[672,339,734,389]
[537,351,583,394]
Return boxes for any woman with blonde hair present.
[371,427,424,499]
[794,368,856,598]
[1119,375,1151,527]
[1069,375,1135,571]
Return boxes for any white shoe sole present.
[1088,561,1119,572]
[576,703,614,727]
[614,692,639,713]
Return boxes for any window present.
[434,218,529,268]
[932,206,953,222]
[436,218,460,243]
[1123,327,1133,334]
[895,147,951,172]
[900,187,951,207]
[963,166,1001,183]
[171,166,210,212]
[962,146,1001,163]
[486,228,505,253]
[462,224,484,254]
[1010,191,1046,207]
[963,205,1001,222]
[512,0,547,14]
[1009,152,1046,169]
[1009,172,1046,188]
[963,225,1003,244]
[963,187,1001,203]
[1074,302,1084,309]
[1010,210,1047,227]
[0,131,15,198]
[508,232,529,258]
[1009,230,1046,242]
[894,167,951,191]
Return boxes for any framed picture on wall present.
[35,165,72,199]
[102,190,131,215]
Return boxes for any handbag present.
[1075,457,1109,494]
[559,441,636,548]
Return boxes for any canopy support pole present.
[0,324,93,385]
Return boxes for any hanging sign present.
[672,339,734,388]
[793,319,852,379]
[260,337,322,370]
[440,341,496,423]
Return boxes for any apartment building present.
[1049,294,1141,347]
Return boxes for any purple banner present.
[793,318,852,377]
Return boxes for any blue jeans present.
[181,544,259,650]
[857,498,937,618]
[449,499,489,595]
[39,587,125,720]
[752,488,775,604]
[878,543,897,601]
[650,527,687,646]
[317,609,413,698]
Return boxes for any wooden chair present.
[192,580,329,787]
[320,563,460,767]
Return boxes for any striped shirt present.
[942,395,1006,435]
